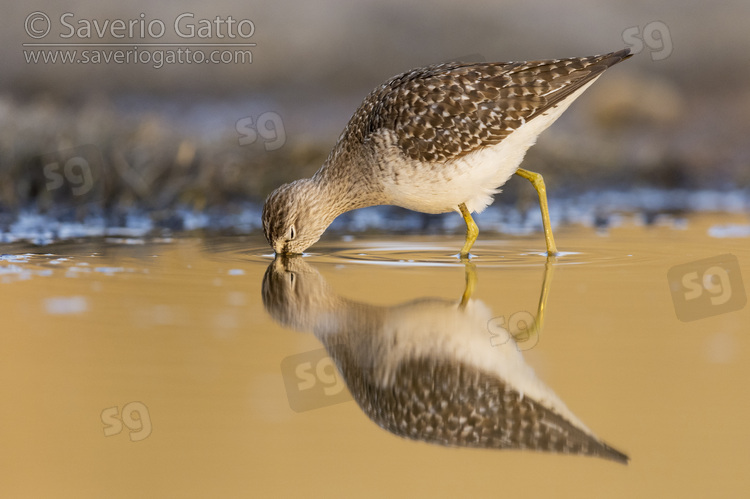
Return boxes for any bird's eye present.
[288,225,296,240]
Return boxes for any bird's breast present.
[380,132,530,214]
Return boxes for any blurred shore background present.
[1,0,748,243]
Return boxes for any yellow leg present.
[515,168,559,255]
[458,203,478,258]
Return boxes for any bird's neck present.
[311,151,385,216]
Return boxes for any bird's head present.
[262,179,332,255]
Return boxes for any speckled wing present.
[343,49,631,163]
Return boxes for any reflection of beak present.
[271,254,286,273]
[272,252,302,272]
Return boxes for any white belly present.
[383,78,600,214]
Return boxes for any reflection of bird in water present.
[262,50,632,256]
[262,257,628,463]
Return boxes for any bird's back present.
[330,49,632,166]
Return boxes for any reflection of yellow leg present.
[535,255,556,333]
[458,203,478,258]
[515,168,558,255]
[459,260,477,309]
[522,255,556,349]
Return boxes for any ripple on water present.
[190,221,723,270]
[234,235,674,269]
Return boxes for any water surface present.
[2,213,749,497]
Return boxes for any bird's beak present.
[274,244,302,257]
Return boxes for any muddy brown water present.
[2,213,749,497]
